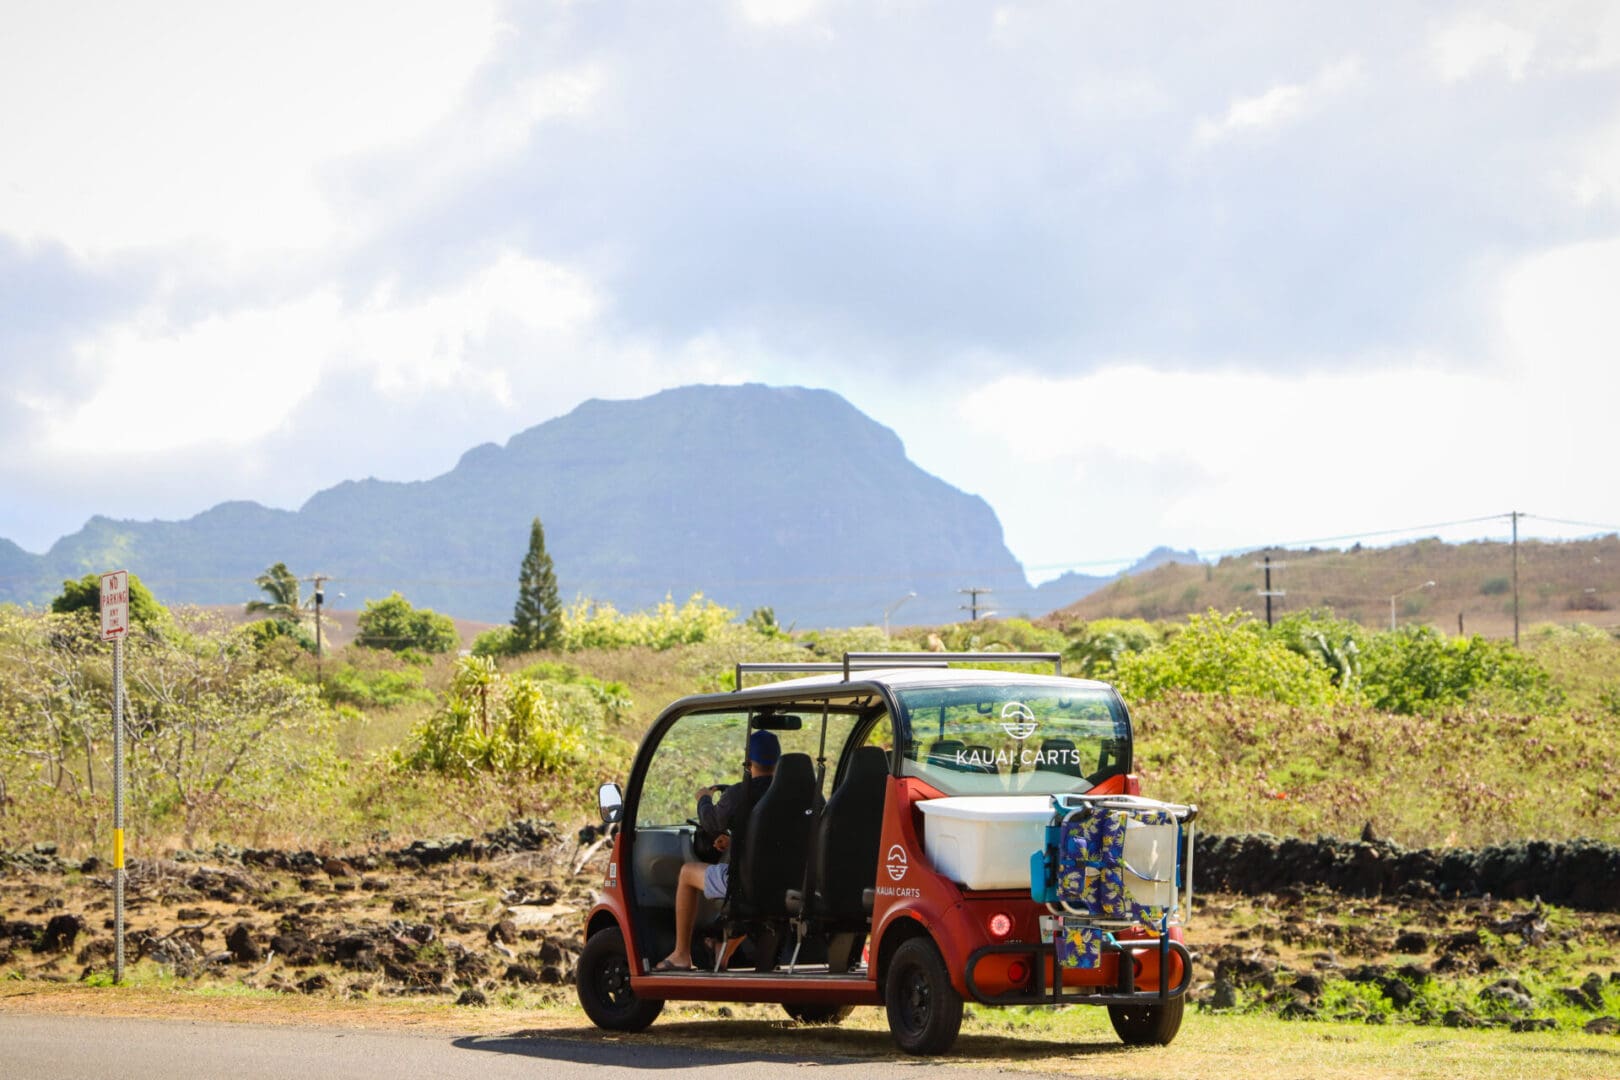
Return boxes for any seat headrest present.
[845,744,888,785]
[772,751,815,791]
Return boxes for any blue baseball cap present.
[747,729,781,765]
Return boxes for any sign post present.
[99,570,129,984]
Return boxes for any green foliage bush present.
[396,656,631,778]
[354,593,459,654]
[1267,609,1366,689]
[557,593,734,651]
[1359,625,1561,715]
[320,662,432,709]
[242,616,315,653]
[1111,609,1338,706]
[50,572,169,632]
[937,617,1065,654]
[0,607,335,847]
[1062,618,1162,677]
[470,626,518,658]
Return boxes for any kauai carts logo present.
[999,702,1039,740]
[886,843,909,881]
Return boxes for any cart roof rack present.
[734,651,1063,691]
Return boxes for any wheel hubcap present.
[599,956,631,1008]
[901,968,930,1031]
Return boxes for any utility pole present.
[1254,554,1286,628]
[1510,510,1521,647]
[958,587,993,622]
[308,573,330,682]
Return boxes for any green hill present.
[1048,535,1620,637]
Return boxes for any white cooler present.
[916,795,1052,890]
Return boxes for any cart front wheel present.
[884,937,963,1055]
[576,926,663,1032]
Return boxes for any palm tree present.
[246,562,309,627]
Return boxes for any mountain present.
[1020,546,1201,615]
[0,385,1033,628]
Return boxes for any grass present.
[1131,692,1620,847]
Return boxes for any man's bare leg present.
[658,861,708,969]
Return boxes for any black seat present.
[1037,736,1083,778]
[926,739,964,769]
[732,752,817,917]
[812,746,887,920]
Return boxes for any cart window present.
[893,684,1129,797]
[638,711,751,829]
[637,705,866,827]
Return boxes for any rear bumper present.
[964,935,1193,1007]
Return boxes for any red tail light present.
[987,912,1013,939]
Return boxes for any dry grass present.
[1050,535,1620,637]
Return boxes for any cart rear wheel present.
[576,927,663,1032]
[782,1003,855,1024]
[884,937,963,1055]
[1108,996,1184,1046]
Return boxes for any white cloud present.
[44,251,602,457]
[734,0,829,28]
[938,236,1620,570]
[52,294,339,453]
[1195,57,1362,146]
[1432,13,1536,82]
[5,248,758,548]
[0,1,500,257]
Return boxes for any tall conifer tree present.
[512,517,561,651]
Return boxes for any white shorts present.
[703,862,729,900]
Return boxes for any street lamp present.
[1390,580,1436,632]
[883,591,917,638]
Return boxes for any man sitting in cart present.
[655,729,780,971]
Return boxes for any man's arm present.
[696,783,730,834]
[699,779,747,834]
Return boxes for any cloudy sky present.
[4,0,1620,580]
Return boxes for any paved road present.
[1,1014,1046,1080]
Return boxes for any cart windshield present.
[893,683,1130,796]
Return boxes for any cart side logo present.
[999,702,1038,740]
[886,844,908,881]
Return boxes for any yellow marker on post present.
[113,828,124,869]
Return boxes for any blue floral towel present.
[1056,807,1175,923]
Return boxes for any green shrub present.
[1063,618,1162,677]
[320,662,432,709]
[1111,609,1337,705]
[558,593,734,651]
[50,572,170,633]
[1267,609,1366,689]
[242,617,315,653]
[1359,625,1562,715]
[1480,576,1512,596]
[396,655,630,777]
[354,593,459,654]
[470,626,518,658]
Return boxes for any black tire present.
[576,926,663,1032]
[884,937,963,1055]
[782,1003,855,1025]
[1108,996,1184,1046]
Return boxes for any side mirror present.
[598,782,624,825]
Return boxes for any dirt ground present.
[3,823,1618,1038]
